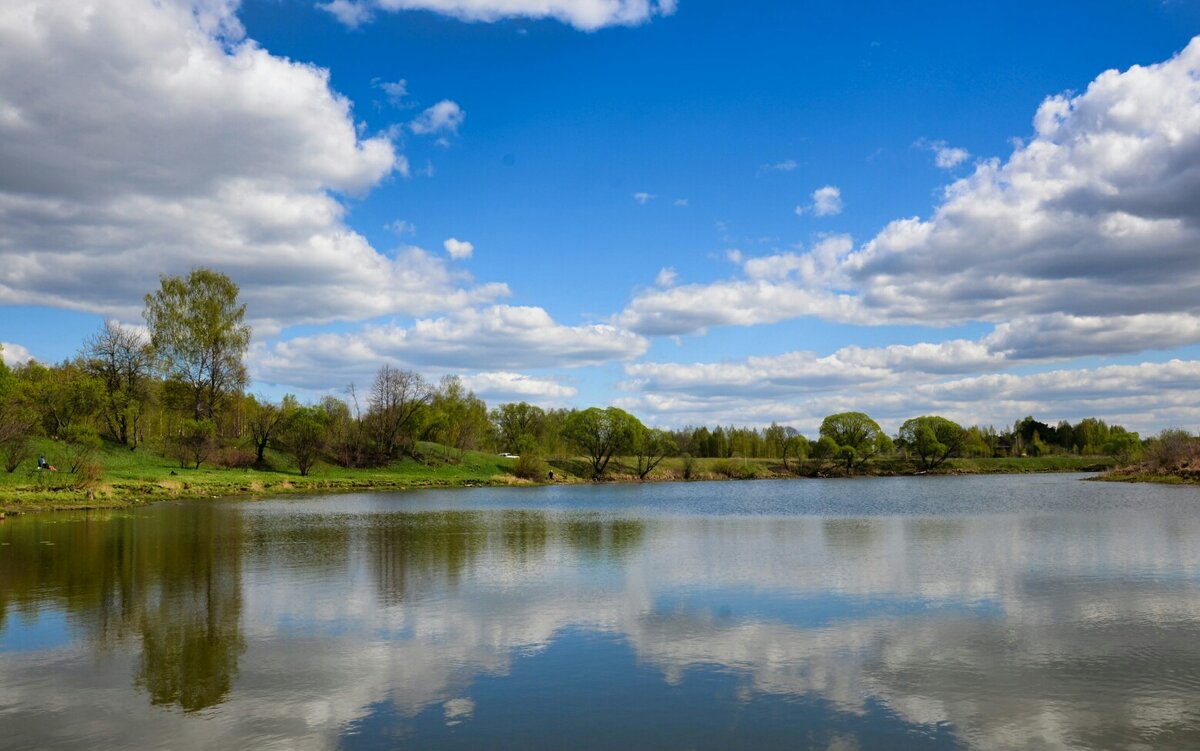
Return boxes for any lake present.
[3,474,1200,749]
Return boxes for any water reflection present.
[2,477,1200,749]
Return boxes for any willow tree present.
[819,411,892,474]
[143,268,250,422]
[562,406,640,479]
[897,415,965,470]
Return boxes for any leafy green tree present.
[819,411,891,473]
[0,382,37,472]
[1103,430,1142,466]
[143,268,250,422]
[562,407,639,478]
[170,419,218,469]
[897,416,965,470]
[427,375,489,457]
[278,405,329,476]
[245,394,293,465]
[491,401,546,454]
[18,360,103,439]
[631,425,674,480]
[83,320,154,448]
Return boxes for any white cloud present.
[845,37,1200,325]
[918,139,970,169]
[620,37,1200,356]
[759,159,798,174]
[810,185,843,216]
[0,0,502,334]
[319,0,374,27]
[654,267,677,287]
[0,341,32,367]
[409,99,465,135]
[374,77,409,106]
[619,357,1200,434]
[633,192,655,205]
[443,237,474,259]
[673,198,688,207]
[458,371,578,403]
[618,236,857,335]
[387,219,416,235]
[330,0,678,31]
[254,305,649,388]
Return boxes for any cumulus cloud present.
[325,0,678,31]
[654,267,677,287]
[845,37,1200,325]
[458,371,578,403]
[617,236,858,335]
[254,305,649,388]
[633,192,655,205]
[443,237,474,259]
[409,99,465,135]
[619,358,1200,434]
[618,37,1200,364]
[802,185,843,216]
[0,341,32,367]
[0,0,504,333]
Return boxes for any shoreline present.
[0,459,1119,516]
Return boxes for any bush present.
[169,419,218,469]
[681,453,696,480]
[1148,428,1197,469]
[214,446,257,469]
[71,460,102,490]
[62,426,102,473]
[513,453,548,481]
[712,459,763,480]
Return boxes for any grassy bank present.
[0,438,578,513]
[0,437,1117,514]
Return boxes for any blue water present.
[2,474,1200,749]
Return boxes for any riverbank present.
[0,438,1119,514]
[1095,462,1200,484]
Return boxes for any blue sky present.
[2,0,1200,435]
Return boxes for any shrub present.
[169,419,218,469]
[71,460,103,490]
[62,426,102,473]
[215,446,257,469]
[513,453,548,481]
[681,453,696,480]
[712,459,763,480]
[1148,428,1197,469]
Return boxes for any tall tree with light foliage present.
[143,268,250,423]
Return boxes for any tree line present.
[0,267,1179,481]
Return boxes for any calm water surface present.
[3,474,1200,750]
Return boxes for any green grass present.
[0,438,585,512]
[0,438,1120,514]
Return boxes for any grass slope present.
[0,438,579,512]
